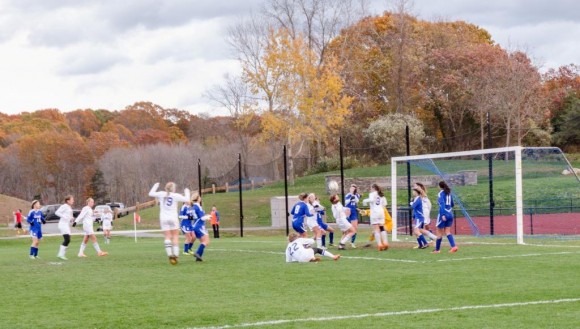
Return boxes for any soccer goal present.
[390,146,580,244]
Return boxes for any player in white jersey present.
[329,194,356,250]
[285,232,340,262]
[149,182,191,265]
[101,208,113,244]
[74,198,108,257]
[362,183,389,251]
[414,182,437,243]
[306,193,324,248]
[55,195,75,260]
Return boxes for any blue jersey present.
[438,190,454,219]
[179,204,194,233]
[27,210,45,232]
[345,193,360,221]
[411,196,424,221]
[291,201,312,224]
[191,203,208,238]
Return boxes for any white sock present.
[164,240,172,256]
[321,249,335,258]
[427,231,437,240]
[340,233,353,245]
[79,243,86,255]
[374,232,382,246]
[316,237,322,248]
[172,245,179,257]
[58,245,66,257]
[381,231,388,244]
[93,242,102,253]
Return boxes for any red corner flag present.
[134,212,141,223]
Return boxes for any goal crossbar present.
[390,146,525,244]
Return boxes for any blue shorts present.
[193,225,208,239]
[292,219,306,234]
[317,219,328,231]
[347,209,358,222]
[180,220,193,234]
[413,219,425,230]
[436,214,454,229]
[30,229,42,239]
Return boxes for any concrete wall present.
[270,196,299,228]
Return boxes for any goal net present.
[390,146,580,244]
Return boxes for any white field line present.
[433,250,580,263]
[187,298,580,329]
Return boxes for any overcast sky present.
[0,0,578,116]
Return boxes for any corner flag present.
[134,212,141,223]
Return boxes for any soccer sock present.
[30,247,34,256]
[321,235,326,247]
[34,247,39,257]
[316,237,322,248]
[93,242,102,253]
[380,231,388,245]
[374,232,382,246]
[419,235,428,246]
[58,245,66,257]
[329,232,334,244]
[172,245,179,257]
[436,238,443,251]
[321,249,335,258]
[416,237,423,247]
[351,233,357,243]
[447,234,456,247]
[189,242,194,250]
[164,240,172,257]
[196,244,206,257]
[184,244,189,253]
[79,243,86,255]
[427,231,437,240]
[340,233,353,245]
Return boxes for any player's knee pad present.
[379,225,385,232]
[62,234,71,246]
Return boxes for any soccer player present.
[285,232,340,262]
[330,194,356,250]
[414,182,437,242]
[314,196,334,247]
[290,193,312,237]
[191,193,211,262]
[362,183,389,251]
[27,200,45,259]
[306,193,324,248]
[149,182,191,265]
[411,188,429,249]
[345,184,360,248]
[210,205,220,238]
[74,198,108,257]
[433,181,459,254]
[56,195,75,260]
[179,200,195,255]
[101,208,113,244]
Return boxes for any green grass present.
[2,233,580,329]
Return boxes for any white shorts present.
[294,248,315,263]
[102,222,112,230]
[370,216,385,226]
[306,217,319,231]
[58,221,71,235]
[83,224,95,235]
[423,217,431,225]
[160,218,179,231]
[336,219,353,232]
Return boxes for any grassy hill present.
[0,194,30,227]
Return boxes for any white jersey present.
[285,238,316,262]
[363,191,387,221]
[422,196,432,224]
[55,203,73,235]
[75,206,94,229]
[101,212,113,230]
[149,183,191,231]
[306,202,318,230]
[331,202,352,231]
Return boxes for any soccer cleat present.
[338,244,345,250]
[194,253,203,262]
[29,255,36,260]
[57,255,68,260]
[412,245,420,249]
[381,244,389,251]
[419,244,429,249]
[310,257,321,262]
[328,243,334,247]
[449,246,458,253]
[182,251,190,255]
[350,243,357,249]
[363,242,372,248]
[377,244,383,251]
[431,250,441,254]
[98,251,108,256]
[78,253,87,258]
[187,250,195,255]
[169,255,178,265]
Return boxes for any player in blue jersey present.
[411,188,429,249]
[345,184,361,248]
[414,182,438,243]
[314,196,334,247]
[180,200,195,255]
[27,200,45,259]
[290,193,312,237]
[191,193,211,262]
[433,181,458,253]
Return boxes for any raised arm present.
[148,183,160,197]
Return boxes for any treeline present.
[1,0,580,205]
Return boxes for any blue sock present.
[32,247,38,256]
[184,244,189,253]
[321,235,326,247]
[329,232,334,244]
[447,234,456,247]
[30,247,35,256]
[351,233,357,243]
[416,237,423,247]
[196,244,206,257]
[419,235,428,246]
[436,238,443,250]
[189,242,194,250]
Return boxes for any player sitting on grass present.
[285,232,340,262]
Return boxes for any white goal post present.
[390,146,525,244]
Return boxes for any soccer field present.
[2,233,580,329]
